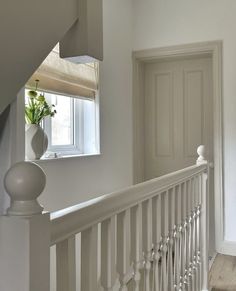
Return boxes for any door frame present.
[132,41,225,254]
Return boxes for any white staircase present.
[0,146,209,291]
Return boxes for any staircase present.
[0,146,210,291]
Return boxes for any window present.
[25,45,100,159]
[46,92,99,157]
[25,90,99,158]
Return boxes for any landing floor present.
[210,254,236,291]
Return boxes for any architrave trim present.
[132,41,225,254]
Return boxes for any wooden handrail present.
[50,163,207,245]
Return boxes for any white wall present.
[132,0,236,243]
[36,0,133,211]
[0,93,25,215]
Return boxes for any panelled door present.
[144,56,213,180]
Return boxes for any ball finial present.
[4,161,46,216]
[196,145,207,165]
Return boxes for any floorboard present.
[210,254,236,291]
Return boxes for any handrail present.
[50,163,207,245]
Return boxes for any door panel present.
[144,57,213,180]
[184,70,204,157]
[154,72,174,158]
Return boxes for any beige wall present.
[37,0,133,211]
[0,108,10,214]
[132,0,236,243]
[0,0,78,115]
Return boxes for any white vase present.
[25,124,48,160]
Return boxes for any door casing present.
[132,41,226,255]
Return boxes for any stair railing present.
[0,145,209,291]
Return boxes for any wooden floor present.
[210,254,236,290]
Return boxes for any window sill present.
[26,152,101,163]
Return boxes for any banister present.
[1,145,209,291]
[50,163,207,245]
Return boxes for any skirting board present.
[217,240,236,256]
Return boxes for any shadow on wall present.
[0,105,11,215]
[0,105,10,140]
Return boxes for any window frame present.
[24,87,100,160]
[43,93,85,156]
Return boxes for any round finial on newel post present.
[196,145,207,165]
[4,161,46,216]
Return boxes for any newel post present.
[0,162,50,291]
[196,145,209,291]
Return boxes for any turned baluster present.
[56,236,76,291]
[142,199,153,291]
[117,210,130,291]
[130,204,142,291]
[181,181,188,290]
[101,217,117,291]
[80,225,98,291]
[152,195,161,291]
[160,191,169,291]
[195,176,202,291]
[174,184,182,290]
[167,187,175,291]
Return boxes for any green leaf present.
[25,81,57,124]
[28,90,37,98]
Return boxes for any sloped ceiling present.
[0,0,78,114]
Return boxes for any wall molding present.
[217,240,236,256]
[132,40,225,254]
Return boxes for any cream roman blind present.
[27,47,98,100]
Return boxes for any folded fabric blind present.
[27,47,98,100]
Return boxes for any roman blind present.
[27,47,98,100]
